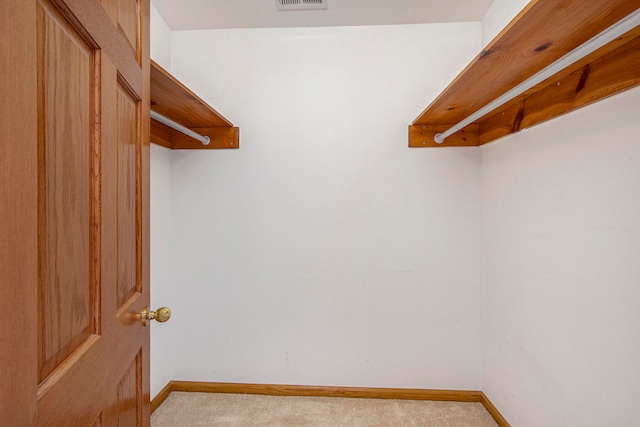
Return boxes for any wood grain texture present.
[140,1,152,422]
[116,82,140,309]
[37,51,149,424]
[117,0,140,59]
[116,352,143,426]
[37,0,95,383]
[480,392,511,427]
[33,0,152,425]
[150,60,240,149]
[172,126,240,149]
[0,0,38,424]
[150,121,240,149]
[150,60,232,128]
[413,0,640,127]
[51,0,142,100]
[36,26,114,426]
[411,0,640,147]
[409,124,478,147]
[170,381,484,402]
[478,31,640,144]
[150,119,173,148]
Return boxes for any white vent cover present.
[276,0,328,11]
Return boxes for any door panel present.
[116,81,141,309]
[1,0,150,423]
[32,0,150,425]
[37,0,98,383]
[0,2,38,424]
[116,351,143,425]
[117,0,141,60]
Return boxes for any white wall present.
[149,2,173,398]
[480,0,529,47]
[480,1,640,425]
[481,87,640,426]
[149,144,174,398]
[166,23,483,390]
[150,2,171,70]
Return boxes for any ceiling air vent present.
[276,0,328,11]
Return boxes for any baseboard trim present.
[151,381,174,414]
[480,392,511,427]
[172,380,483,402]
[152,380,510,426]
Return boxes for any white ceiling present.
[152,0,495,31]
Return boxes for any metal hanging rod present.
[434,8,640,144]
[150,110,210,146]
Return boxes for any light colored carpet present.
[151,392,499,426]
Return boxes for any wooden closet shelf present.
[150,60,239,149]
[409,0,640,147]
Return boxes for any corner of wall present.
[149,0,175,399]
[150,0,172,71]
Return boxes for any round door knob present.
[154,307,172,322]
[141,307,172,325]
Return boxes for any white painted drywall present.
[481,0,530,47]
[164,23,483,390]
[480,87,640,426]
[149,2,174,398]
[480,2,640,424]
[149,144,174,398]
[150,2,172,71]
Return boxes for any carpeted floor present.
[151,392,499,426]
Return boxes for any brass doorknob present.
[141,307,171,326]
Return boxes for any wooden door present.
[0,0,150,425]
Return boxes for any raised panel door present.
[0,0,151,425]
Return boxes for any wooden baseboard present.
[151,381,174,414]
[480,392,511,427]
[171,381,483,402]
[152,380,510,426]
